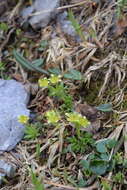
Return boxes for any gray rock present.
[21,0,60,29]
[0,159,17,185]
[0,79,29,152]
[57,11,76,37]
[57,11,81,42]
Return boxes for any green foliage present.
[16,29,22,36]
[114,152,123,165]
[113,172,124,183]
[30,169,45,190]
[0,62,6,78]
[24,124,39,140]
[68,10,85,41]
[63,69,82,80]
[48,67,61,75]
[36,144,41,158]
[95,139,117,153]
[67,132,94,153]
[117,0,127,18]
[0,62,6,71]
[48,67,82,81]
[101,180,111,190]
[48,83,66,98]
[96,103,112,112]
[39,75,73,111]
[13,50,49,75]
[80,138,117,176]
[38,40,48,51]
[0,22,8,32]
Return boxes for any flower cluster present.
[45,110,61,124]
[66,112,90,127]
[38,74,61,87]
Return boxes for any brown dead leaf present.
[116,15,127,36]
[12,73,23,82]
[108,124,123,140]
[75,103,101,134]
[75,103,98,122]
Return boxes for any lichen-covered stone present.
[0,79,29,152]
[21,0,60,29]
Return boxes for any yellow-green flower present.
[45,110,61,124]
[38,78,49,87]
[18,115,29,124]
[49,74,61,84]
[66,112,90,127]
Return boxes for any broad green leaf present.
[106,139,117,149]
[78,179,87,187]
[13,50,49,75]
[48,68,61,75]
[96,103,112,112]
[32,59,44,67]
[96,141,107,153]
[100,153,110,161]
[90,160,108,175]
[64,69,82,80]
[80,160,90,170]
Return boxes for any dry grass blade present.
[108,124,124,140]
[45,180,99,190]
[84,52,127,98]
[47,141,59,168]
[28,139,51,161]
[123,123,127,159]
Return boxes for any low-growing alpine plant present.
[39,74,73,111]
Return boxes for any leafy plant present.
[96,103,112,112]
[117,0,127,18]
[67,132,94,153]
[24,124,39,140]
[0,62,6,78]
[48,67,83,81]
[13,50,49,75]
[0,62,6,71]
[30,169,45,190]
[101,180,111,190]
[63,69,82,80]
[36,143,41,158]
[80,138,117,175]
[113,172,124,183]
[66,112,90,137]
[39,75,73,111]
[0,22,8,32]
[68,10,85,41]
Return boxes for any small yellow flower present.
[66,112,90,127]
[38,78,49,87]
[45,110,61,124]
[49,74,61,84]
[18,115,29,124]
